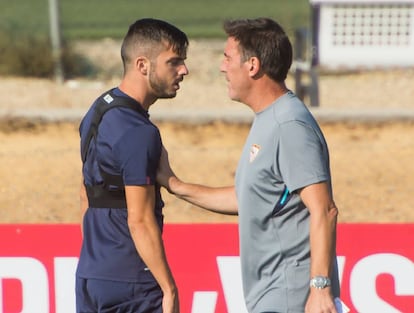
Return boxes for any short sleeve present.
[113,125,162,186]
[278,121,329,192]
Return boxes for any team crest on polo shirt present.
[249,144,261,163]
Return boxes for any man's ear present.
[248,57,261,77]
[135,56,150,75]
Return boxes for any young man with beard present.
[158,18,340,313]
[76,18,188,313]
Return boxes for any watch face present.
[311,276,330,289]
[315,277,326,287]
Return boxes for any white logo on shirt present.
[249,144,261,163]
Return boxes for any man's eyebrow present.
[167,56,186,63]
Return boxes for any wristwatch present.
[310,276,331,289]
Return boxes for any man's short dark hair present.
[223,18,292,82]
[121,18,188,70]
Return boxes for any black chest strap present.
[81,90,148,208]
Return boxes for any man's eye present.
[169,59,184,66]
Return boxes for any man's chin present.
[228,92,239,102]
[158,92,177,99]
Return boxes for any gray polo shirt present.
[235,91,339,312]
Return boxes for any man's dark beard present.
[149,64,176,99]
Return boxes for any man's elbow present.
[328,201,339,222]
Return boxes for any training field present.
[1,4,413,312]
[0,39,413,224]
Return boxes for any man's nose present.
[181,64,189,75]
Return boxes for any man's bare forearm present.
[300,182,338,277]
[169,176,238,215]
[125,185,179,312]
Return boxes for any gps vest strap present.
[82,89,148,208]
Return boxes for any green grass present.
[0,0,310,39]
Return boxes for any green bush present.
[0,28,96,78]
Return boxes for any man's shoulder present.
[272,92,316,125]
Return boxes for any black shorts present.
[76,277,162,313]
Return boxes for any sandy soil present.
[1,39,413,224]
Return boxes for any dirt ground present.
[1,39,413,224]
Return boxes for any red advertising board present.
[0,224,413,313]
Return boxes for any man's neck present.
[118,80,156,111]
[247,80,289,113]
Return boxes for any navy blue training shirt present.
[76,88,164,283]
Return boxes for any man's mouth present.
[174,78,183,89]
